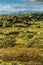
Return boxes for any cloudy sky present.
[0,0,43,14]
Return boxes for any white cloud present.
[0,4,27,14]
[0,3,43,14]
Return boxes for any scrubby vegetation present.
[0,13,43,65]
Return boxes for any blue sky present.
[0,0,43,14]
